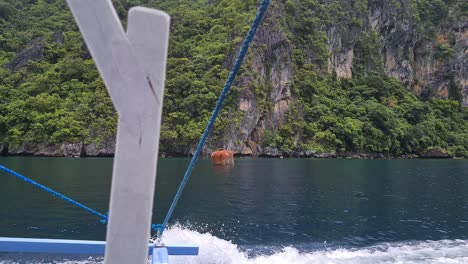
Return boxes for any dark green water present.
[0,157,467,263]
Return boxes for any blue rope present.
[0,0,270,237]
[0,165,108,223]
[155,0,271,236]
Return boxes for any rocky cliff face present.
[323,0,466,104]
[5,31,65,71]
[5,139,115,157]
[225,3,293,156]
[226,0,467,156]
[5,37,45,71]
[367,0,466,103]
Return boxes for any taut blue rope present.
[0,0,270,238]
[156,0,271,237]
[0,165,108,223]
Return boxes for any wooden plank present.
[65,1,170,263]
[0,237,198,256]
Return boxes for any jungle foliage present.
[0,0,466,157]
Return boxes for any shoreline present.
[1,142,465,159]
[0,152,465,160]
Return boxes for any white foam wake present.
[164,226,468,264]
[1,226,467,264]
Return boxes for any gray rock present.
[314,152,337,158]
[62,142,83,157]
[401,153,419,159]
[83,138,115,157]
[34,144,62,157]
[420,148,452,159]
[358,152,387,159]
[51,31,64,44]
[8,142,83,157]
[5,37,45,71]
[0,143,8,156]
[301,150,316,158]
[262,147,280,157]
[8,142,38,156]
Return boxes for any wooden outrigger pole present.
[66,1,169,263]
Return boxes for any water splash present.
[163,225,468,264]
[1,225,467,264]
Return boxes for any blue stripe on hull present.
[0,237,198,256]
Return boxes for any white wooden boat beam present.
[66,1,169,263]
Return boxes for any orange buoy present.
[211,149,234,165]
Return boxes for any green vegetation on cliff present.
[272,72,467,157]
[0,0,466,157]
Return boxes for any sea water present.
[0,157,467,263]
[2,227,468,263]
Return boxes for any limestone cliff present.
[226,0,467,156]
